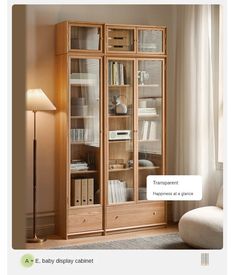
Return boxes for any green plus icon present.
[21,254,34,268]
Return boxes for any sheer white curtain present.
[172,5,222,221]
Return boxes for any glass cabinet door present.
[138,28,164,54]
[107,59,135,204]
[107,27,135,53]
[137,59,163,201]
[69,57,101,207]
[70,24,102,51]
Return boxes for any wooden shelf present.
[139,96,162,99]
[109,115,131,118]
[69,204,101,210]
[71,169,97,174]
[70,80,96,86]
[109,167,133,172]
[108,84,132,88]
[138,139,160,143]
[138,166,160,170]
[109,140,132,143]
[71,116,94,119]
[71,141,93,145]
[138,114,159,119]
[138,84,159,87]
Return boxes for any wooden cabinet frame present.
[56,21,167,239]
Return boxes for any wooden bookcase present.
[55,21,167,239]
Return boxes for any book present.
[87,178,94,205]
[148,121,157,140]
[120,180,127,202]
[142,120,149,140]
[115,180,121,203]
[71,179,82,206]
[81,179,88,205]
[108,181,112,204]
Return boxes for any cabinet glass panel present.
[70,25,101,51]
[108,59,134,204]
[137,60,163,201]
[107,28,134,52]
[138,29,163,53]
[69,58,101,206]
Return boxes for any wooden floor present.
[26,224,178,249]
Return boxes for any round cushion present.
[179,206,223,249]
[138,159,154,167]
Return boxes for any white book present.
[116,180,123,203]
[113,180,119,203]
[121,181,127,202]
[142,121,149,140]
[110,180,115,203]
[114,180,118,203]
[114,62,119,85]
[108,181,112,204]
[138,121,143,140]
[119,63,124,85]
[148,121,157,140]
[119,181,124,202]
[109,62,112,85]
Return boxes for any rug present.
[53,233,192,250]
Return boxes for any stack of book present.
[70,73,96,85]
[71,178,94,206]
[108,180,127,203]
[138,107,157,116]
[70,161,88,171]
[109,62,126,85]
[139,120,158,140]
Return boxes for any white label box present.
[147,175,202,201]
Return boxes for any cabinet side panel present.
[55,54,69,238]
[55,22,68,55]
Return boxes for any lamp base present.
[27,235,47,243]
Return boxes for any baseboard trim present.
[26,211,55,237]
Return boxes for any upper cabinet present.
[56,21,103,54]
[137,28,165,54]
[106,26,136,53]
[70,24,102,52]
[56,22,166,55]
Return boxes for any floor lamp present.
[26,88,56,243]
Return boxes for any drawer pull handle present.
[82,218,86,223]
[153,211,157,215]
[115,215,119,220]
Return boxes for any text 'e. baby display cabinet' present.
[55,21,167,239]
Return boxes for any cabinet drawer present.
[68,207,102,234]
[107,202,166,230]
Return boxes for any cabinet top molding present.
[57,20,167,29]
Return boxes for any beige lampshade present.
[26,88,56,111]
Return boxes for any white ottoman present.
[179,206,223,249]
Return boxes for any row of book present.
[108,180,128,203]
[71,178,94,206]
[139,120,159,140]
[70,128,90,142]
[108,62,126,85]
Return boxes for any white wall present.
[25,5,175,215]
